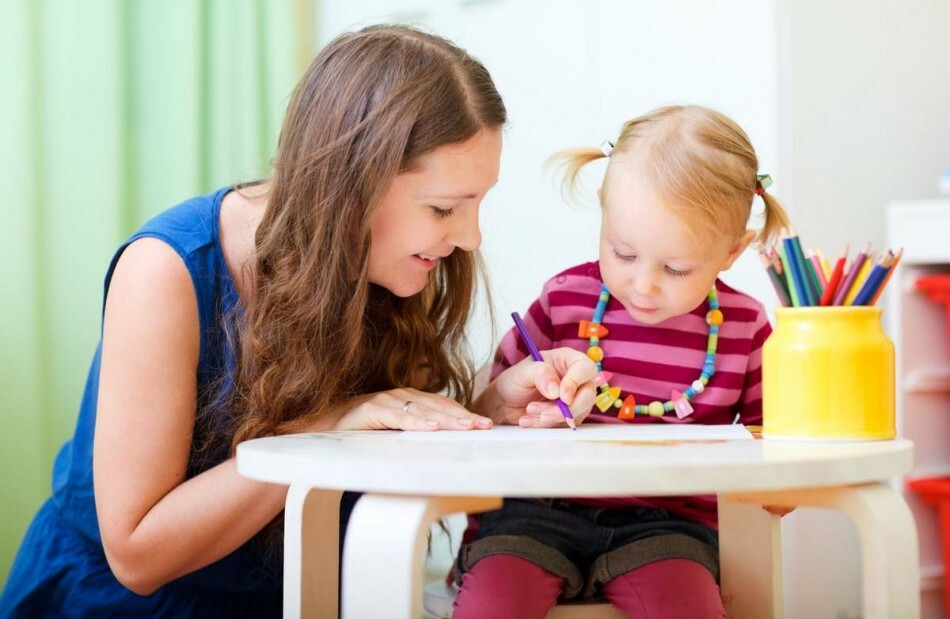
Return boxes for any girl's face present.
[598,165,753,325]
[368,129,502,297]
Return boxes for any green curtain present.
[0,0,317,585]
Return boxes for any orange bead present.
[618,395,636,419]
[587,346,604,362]
[706,309,723,326]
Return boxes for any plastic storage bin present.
[916,274,950,346]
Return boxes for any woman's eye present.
[430,206,454,218]
[665,266,691,278]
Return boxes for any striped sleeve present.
[738,306,772,424]
[489,282,556,381]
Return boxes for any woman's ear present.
[722,230,756,269]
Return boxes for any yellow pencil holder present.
[763,306,895,440]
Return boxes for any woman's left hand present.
[479,347,598,428]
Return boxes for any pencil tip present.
[566,418,577,430]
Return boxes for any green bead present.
[647,401,664,416]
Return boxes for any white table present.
[237,426,918,619]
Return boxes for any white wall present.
[320,0,781,366]
[778,2,950,617]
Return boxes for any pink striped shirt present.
[489,261,771,527]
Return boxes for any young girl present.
[452,105,790,618]
[0,25,597,617]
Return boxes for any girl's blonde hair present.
[554,105,788,246]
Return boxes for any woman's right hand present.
[331,388,494,432]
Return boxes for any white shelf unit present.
[888,200,950,617]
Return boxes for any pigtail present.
[547,147,607,204]
[757,191,790,246]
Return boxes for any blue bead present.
[684,388,695,398]
[703,363,715,375]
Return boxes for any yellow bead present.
[706,309,723,326]
[595,391,615,412]
[648,401,664,416]
[587,346,603,362]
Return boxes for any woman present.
[0,24,596,617]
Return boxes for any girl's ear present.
[722,230,756,269]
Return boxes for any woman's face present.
[368,128,502,297]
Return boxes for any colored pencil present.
[776,243,801,307]
[787,229,819,305]
[832,243,871,306]
[809,251,828,288]
[758,248,791,307]
[781,235,810,306]
[819,244,849,306]
[511,312,576,429]
[845,250,876,306]
[852,253,894,306]
[815,248,832,281]
[869,247,903,306]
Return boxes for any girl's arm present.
[473,348,598,427]
[94,238,288,595]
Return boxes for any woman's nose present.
[448,209,482,251]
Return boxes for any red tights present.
[452,554,725,618]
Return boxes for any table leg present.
[284,485,344,619]
[718,498,784,618]
[726,482,920,619]
[341,495,502,619]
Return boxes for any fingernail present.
[458,418,473,427]
[561,384,575,404]
[546,383,560,399]
[526,402,542,415]
[476,417,493,427]
[519,417,531,427]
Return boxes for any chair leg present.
[342,495,502,619]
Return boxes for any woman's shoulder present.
[133,187,230,247]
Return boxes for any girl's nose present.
[633,268,660,296]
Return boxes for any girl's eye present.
[430,206,454,218]
[665,266,691,278]
[614,250,636,262]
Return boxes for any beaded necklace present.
[580,283,722,419]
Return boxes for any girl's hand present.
[485,347,598,428]
[331,388,494,432]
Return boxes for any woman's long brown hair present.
[224,25,506,452]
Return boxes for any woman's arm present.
[93,238,288,595]
[93,239,496,595]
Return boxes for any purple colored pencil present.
[511,312,577,430]
[832,242,871,305]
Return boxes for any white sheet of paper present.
[396,424,753,442]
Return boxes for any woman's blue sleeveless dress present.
[0,188,296,617]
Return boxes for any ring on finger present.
[401,400,413,413]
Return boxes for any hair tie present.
[600,140,615,158]
[755,173,773,196]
